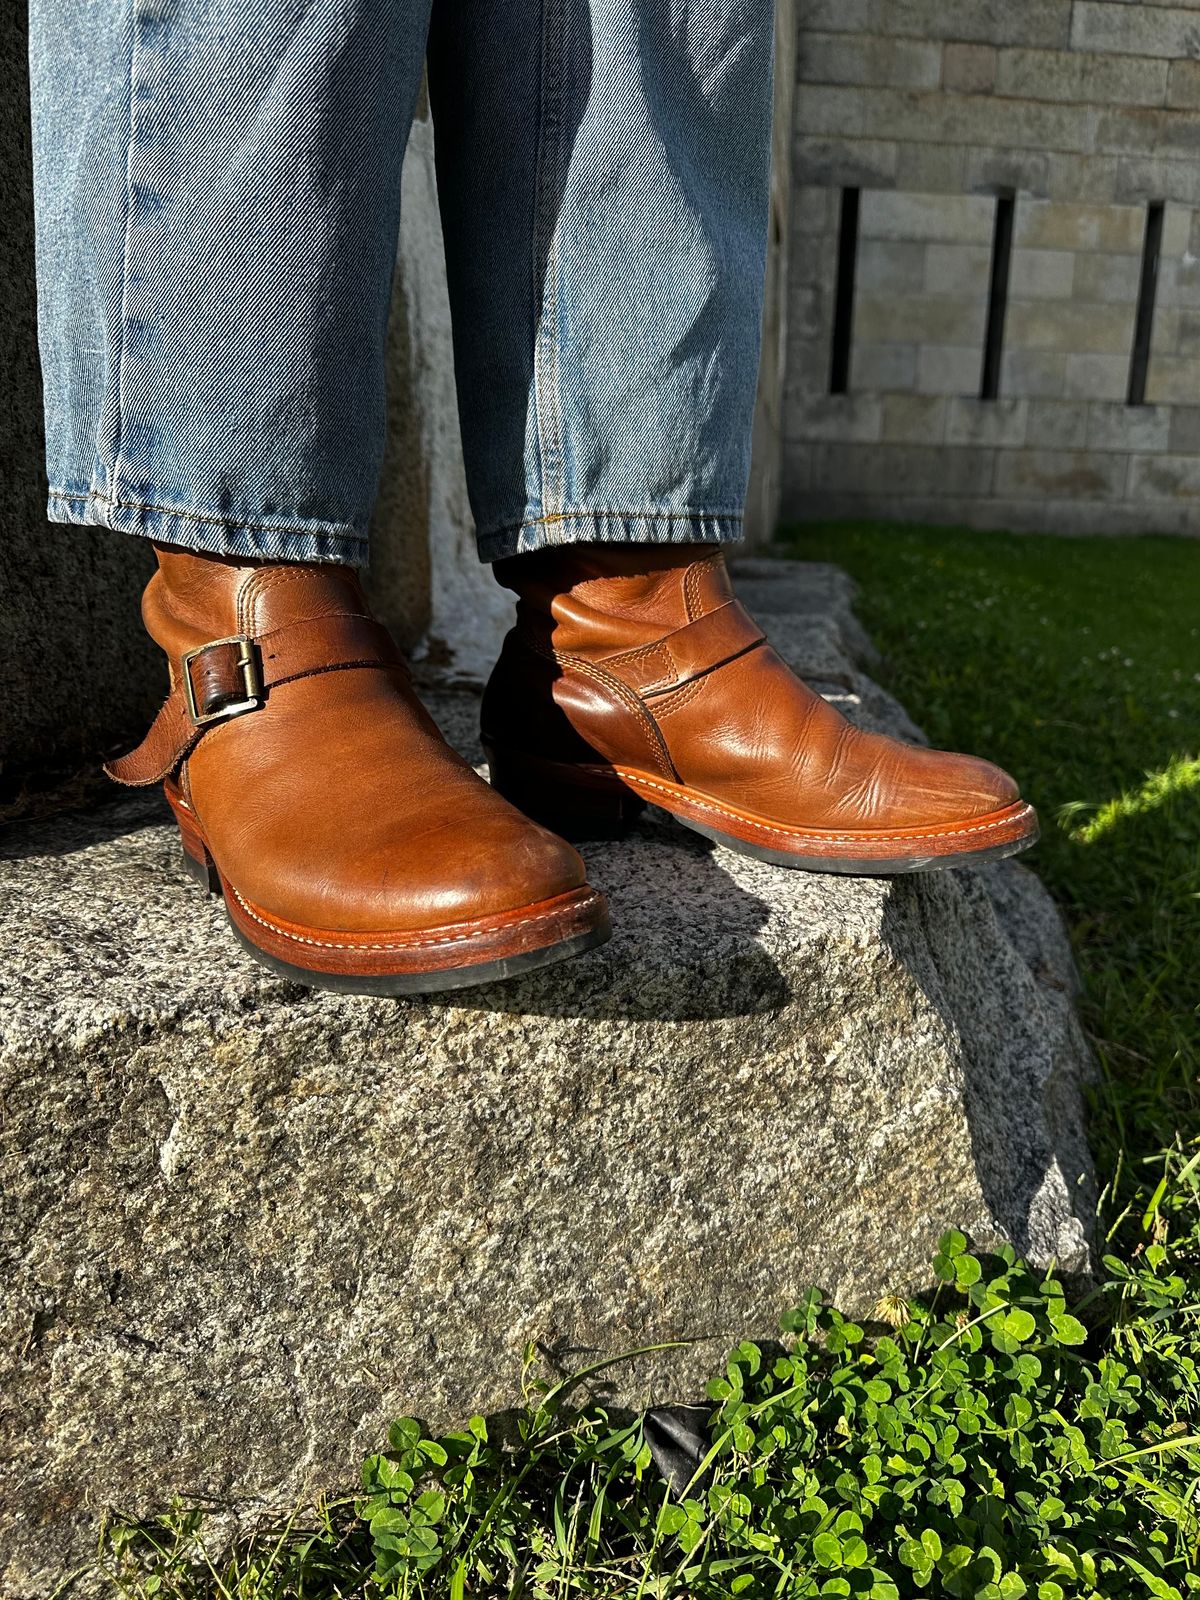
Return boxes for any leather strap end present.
[603,601,767,699]
[104,695,202,786]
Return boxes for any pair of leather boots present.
[109,543,1038,994]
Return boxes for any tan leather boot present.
[107,546,609,992]
[483,544,1038,873]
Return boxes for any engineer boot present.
[108,546,609,993]
[482,544,1037,874]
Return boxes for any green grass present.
[781,522,1200,1240]
[92,524,1200,1600]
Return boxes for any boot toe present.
[921,750,1022,823]
[409,810,588,928]
[217,778,590,936]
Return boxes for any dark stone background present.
[1,11,160,807]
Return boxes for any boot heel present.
[179,838,222,895]
[484,743,645,841]
[163,782,222,896]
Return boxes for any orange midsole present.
[613,766,1038,852]
[223,877,605,959]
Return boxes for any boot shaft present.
[494,543,734,659]
[143,545,371,665]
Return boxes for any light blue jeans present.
[29,0,774,566]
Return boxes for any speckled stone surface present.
[0,562,1095,1597]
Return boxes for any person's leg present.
[428,0,1037,872]
[426,0,772,558]
[28,0,609,990]
[29,0,423,562]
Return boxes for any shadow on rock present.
[0,789,167,862]
[442,813,788,1023]
[879,866,1096,1279]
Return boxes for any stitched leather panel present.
[600,600,765,697]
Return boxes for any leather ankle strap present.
[599,600,766,698]
[106,613,401,786]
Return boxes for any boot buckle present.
[181,635,263,726]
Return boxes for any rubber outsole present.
[670,810,1040,874]
[226,914,612,995]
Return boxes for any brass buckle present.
[180,635,262,727]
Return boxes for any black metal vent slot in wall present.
[980,192,1016,401]
[1128,200,1165,407]
[829,187,860,396]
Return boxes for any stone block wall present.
[784,0,1200,534]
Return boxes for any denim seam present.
[47,487,369,550]
[104,0,146,516]
[531,0,565,519]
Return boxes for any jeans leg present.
[427,0,775,564]
[29,0,431,565]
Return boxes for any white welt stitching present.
[229,885,600,952]
[616,771,1032,844]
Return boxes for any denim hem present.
[47,488,369,566]
[477,509,745,564]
